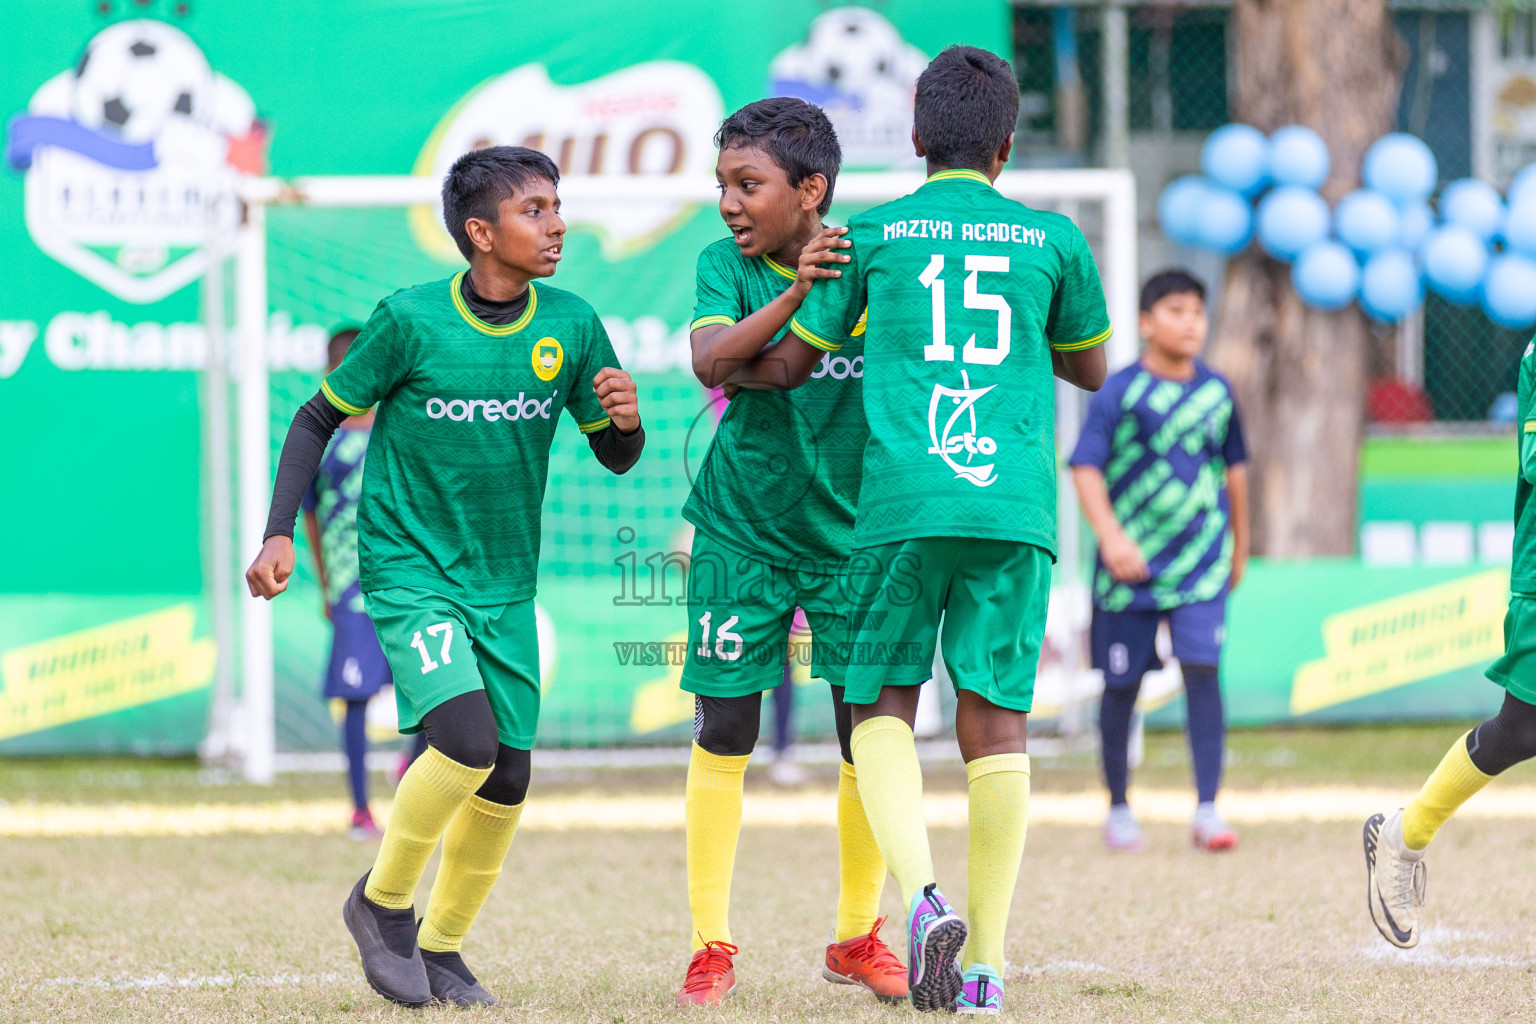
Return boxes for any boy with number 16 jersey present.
[674,98,905,1008]
[790,46,1109,1013]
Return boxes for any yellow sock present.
[961,753,1030,971]
[1401,732,1493,850]
[834,760,888,942]
[365,747,492,909]
[685,743,748,950]
[418,796,524,952]
[849,717,933,914]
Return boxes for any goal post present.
[216,169,1137,782]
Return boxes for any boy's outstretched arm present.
[1071,464,1149,583]
[1227,463,1250,588]
[301,509,330,619]
[246,393,347,599]
[689,226,849,388]
[1053,345,1108,392]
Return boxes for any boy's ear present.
[1137,310,1155,338]
[463,217,496,254]
[799,172,829,213]
[911,125,927,159]
[995,133,1014,168]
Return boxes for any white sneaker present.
[1103,806,1145,852]
[768,755,807,788]
[1364,809,1427,948]
[1191,802,1238,851]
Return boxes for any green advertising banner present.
[0,0,1010,753]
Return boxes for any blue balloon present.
[1197,185,1253,254]
[1483,254,1536,328]
[1359,249,1422,321]
[1509,164,1536,209]
[1256,186,1330,261]
[1292,240,1360,311]
[1267,125,1330,189]
[1363,133,1438,204]
[1335,190,1401,255]
[1505,196,1536,258]
[1398,202,1435,250]
[1158,175,1210,247]
[1440,178,1504,242]
[1421,225,1489,305]
[1201,123,1269,196]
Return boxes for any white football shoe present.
[1363,809,1427,948]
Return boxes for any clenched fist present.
[593,367,640,433]
[246,535,296,599]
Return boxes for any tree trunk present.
[1207,0,1405,556]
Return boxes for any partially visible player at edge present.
[1069,270,1249,854]
[1364,333,1536,950]
[674,97,906,1008]
[788,47,1110,1013]
[301,326,393,841]
[245,146,644,1008]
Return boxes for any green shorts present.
[680,529,852,697]
[842,537,1052,712]
[364,586,540,748]
[1486,595,1536,705]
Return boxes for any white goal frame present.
[214,169,1137,783]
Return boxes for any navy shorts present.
[1090,596,1227,690]
[324,609,393,700]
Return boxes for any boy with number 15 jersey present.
[790,46,1109,1013]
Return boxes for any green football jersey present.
[1514,337,1536,596]
[683,238,868,572]
[790,169,1112,554]
[321,272,620,604]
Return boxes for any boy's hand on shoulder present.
[791,226,851,298]
[593,367,640,433]
[246,536,296,599]
[1101,529,1150,584]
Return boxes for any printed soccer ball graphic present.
[771,7,926,104]
[71,20,213,143]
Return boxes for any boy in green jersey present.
[789,47,1109,1012]
[675,97,906,1008]
[246,146,644,1008]
[1364,335,1536,950]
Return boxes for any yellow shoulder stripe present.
[690,314,737,331]
[789,318,842,352]
[320,379,369,417]
[1524,420,1536,434]
[579,416,613,434]
[1051,325,1113,352]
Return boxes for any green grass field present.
[6,724,1536,1022]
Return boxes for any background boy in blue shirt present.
[1069,270,1249,852]
[301,327,393,839]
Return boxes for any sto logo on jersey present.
[927,370,999,487]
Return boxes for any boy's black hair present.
[1140,269,1207,312]
[441,145,560,260]
[327,326,361,367]
[913,45,1019,173]
[715,97,841,215]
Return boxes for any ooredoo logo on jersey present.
[425,392,557,423]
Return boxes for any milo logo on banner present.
[6,19,267,303]
[412,62,724,261]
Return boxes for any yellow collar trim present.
[925,169,993,187]
[762,254,797,281]
[451,271,538,336]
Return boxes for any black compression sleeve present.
[586,419,645,474]
[262,391,348,541]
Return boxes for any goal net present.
[204,170,1137,782]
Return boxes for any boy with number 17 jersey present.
[789,46,1109,1013]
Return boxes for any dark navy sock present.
[1183,664,1225,804]
[343,699,370,812]
[771,663,794,754]
[1098,679,1142,806]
